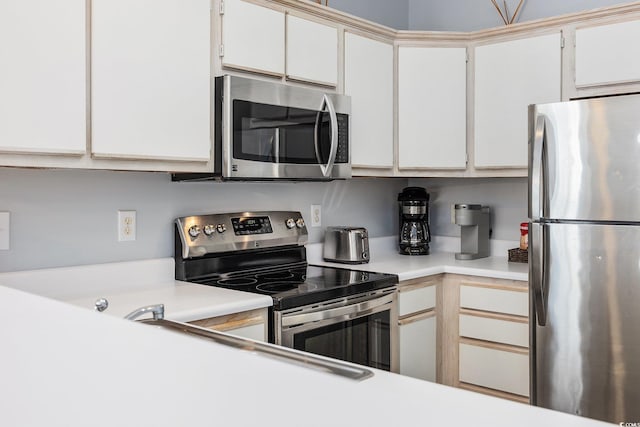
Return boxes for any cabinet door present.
[286,15,337,86]
[0,0,86,155]
[398,46,467,169]
[344,33,393,168]
[189,308,267,342]
[575,20,640,87]
[474,33,561,168]
[221,0,285,76]
[91,0,210,162]
[399,314,436,382]
[224,323,266,342]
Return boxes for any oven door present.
[219,75,351,180]
[274,289,398,372]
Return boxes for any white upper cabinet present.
[398,46,467,169]
[286,15,338,86]
[0,0,86,155]
[575,20,640,87]
[91,0,211,161]
[474,33,561,169]
[344,33,393,168]
[221,0,285,76]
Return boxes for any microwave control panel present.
[336,114,349,164]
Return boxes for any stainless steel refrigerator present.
[529,94,640,424]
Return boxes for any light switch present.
[0,212,9,250]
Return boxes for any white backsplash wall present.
[0,168,407,272]
[409,177,528,242]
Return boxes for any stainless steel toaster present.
[323,226,369,264]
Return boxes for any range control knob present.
[216,223,227,233]
[285,218,296,229]
[188,225,201,238]
[203,224,216,236]
[295,218,305,229]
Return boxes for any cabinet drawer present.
[459,285,527,316]
[459,343,529,397]
[459,314,528,347]
[398,285,436,317]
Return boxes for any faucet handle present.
[94,298,109,312]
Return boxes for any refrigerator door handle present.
[530,222,548,326]
[530,115,546,221]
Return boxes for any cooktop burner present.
[255,282,300,293]
[194,264,397,310]
[217,277,259,287]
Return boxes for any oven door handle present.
[281,293,395,327]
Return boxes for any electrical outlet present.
[311,205,322,228]
[0,212,9,250]
[118,210,136,242]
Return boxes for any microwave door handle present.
[315,94,339,178]
[313,111,323,168]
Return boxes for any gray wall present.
[0,168,406,272]
[407,0,630,31]
[328,0,632,31]
[410,177,528,241]
[328,0,409,29]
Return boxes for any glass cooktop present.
[193,264,398,310]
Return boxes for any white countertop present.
[0,286,611,427]
[0,237,526,323]
[307,236,529,282]
[0,258,272,321]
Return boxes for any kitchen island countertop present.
[0,258,272,322]
[0,285,610,427]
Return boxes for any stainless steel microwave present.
[173,75,351,181]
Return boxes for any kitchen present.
[1,0,639,425]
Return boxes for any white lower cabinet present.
[397,277,440,382]
[454,276,529,401]
[399,313,436,381]
[218,323,265,341]
[189,308,268,342]
[459,343,529,397]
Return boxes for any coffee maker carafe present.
[398,187,431,255]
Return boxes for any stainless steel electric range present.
[174,211,399,372]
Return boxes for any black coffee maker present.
[398,187,431,255]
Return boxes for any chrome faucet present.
[124,304,165,321]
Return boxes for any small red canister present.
[520,222,529,250]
